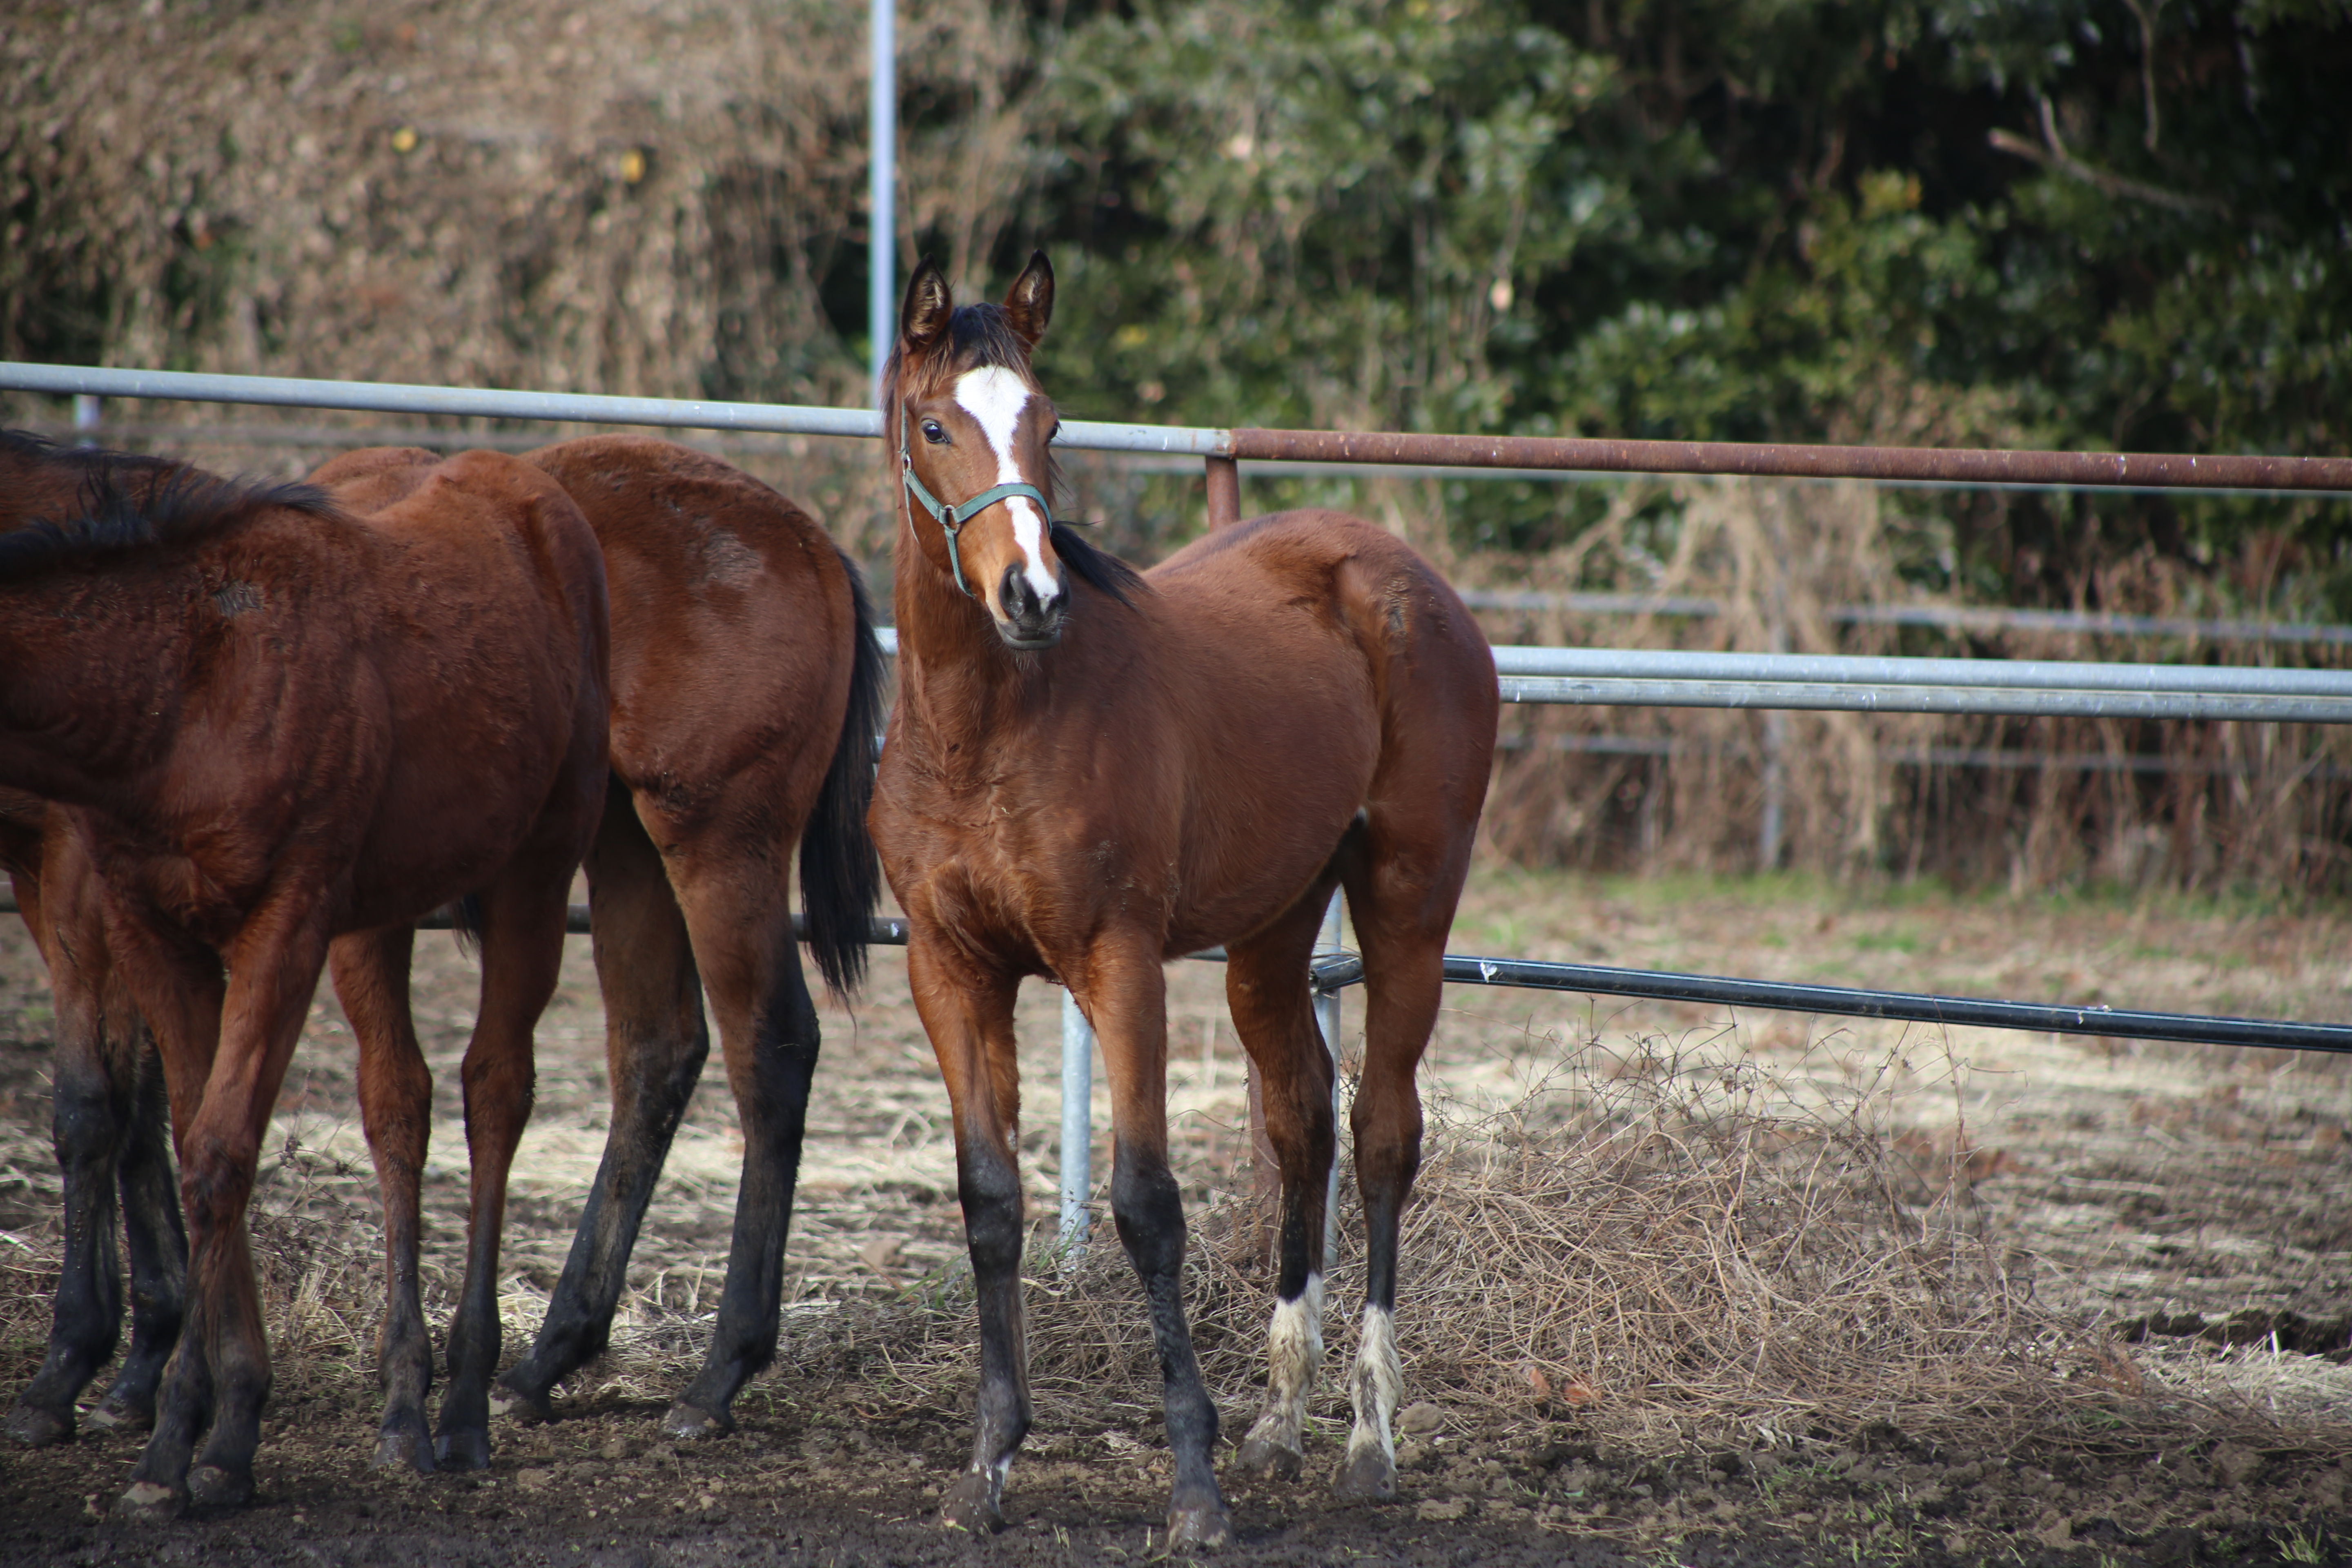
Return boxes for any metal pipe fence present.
[7,360,2348,1244]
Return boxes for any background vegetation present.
[3,0,2348,887]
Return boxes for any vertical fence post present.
[1312,890,1344,1262]
[1205,455,1241,530]
[1757,517,1790,869]
[72,394,100,448]
[867,0,895,412]
[1059,989,1094,1246]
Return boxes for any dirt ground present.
[2,868,2350,1566]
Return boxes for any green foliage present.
[984,0,2352,597]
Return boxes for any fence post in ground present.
[867,0,895,412]
[1313,890,1344,1261]
[72,394,100,447]
[1757,530,1790,869]
[1059,989,1093,1245]
[1205,455,1241,529]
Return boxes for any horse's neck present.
[0,566,183,810]
[890,516,1038,756]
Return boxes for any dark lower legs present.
[941,1129,1031,1532]
[665,935,820,1438]
[1109,1136,1229,1548]
[7,870,186,1449]
[498,792,706,1418]
[7,1044,128,1446]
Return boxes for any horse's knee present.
[1108,1144,1185,1277]
[956,1145,1024,1277]
[50,1060,123,1171]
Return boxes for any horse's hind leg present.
[661,844,821,1440]
[89,1014,187,1434]
[434,858,572,1469]
[328,926,437,1473]
[1327,825,1474,1503]
[1226,878,1343,1483]
[7,844,185,1448]
[496,782,707,1422]
[5,942,127,1448]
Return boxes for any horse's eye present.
[921,419,948,444]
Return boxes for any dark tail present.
[446,892,486,957]
[798,552,887,996]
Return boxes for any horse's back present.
[521,435,857,812]
[1149,507,1494,737]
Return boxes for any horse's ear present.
[900,256,953,350]
[1003,251,1054,347]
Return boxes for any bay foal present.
[0,786,185,1448]
[3,433,881,1462]
[871,255,1496,1546]
[0,436,189,1450]
[310,437,884,1440]
[0,440,609,1514]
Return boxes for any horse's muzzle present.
[994,562,1067,650]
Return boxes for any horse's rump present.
[310,449,610,932]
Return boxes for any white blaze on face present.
[952,366,1060,607]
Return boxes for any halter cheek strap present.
[898,404,1052,601]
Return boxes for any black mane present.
[0,428,338,580]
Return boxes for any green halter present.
[898,402,1053,601]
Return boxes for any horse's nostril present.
[998,563,1030,617]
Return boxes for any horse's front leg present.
[328,926,437,1473]
[108,900,313,1519]
[906,938,1029,1533]
[434,858,572,1470]
[1086,944,1232,1550]
[96,1021,189,1436]
[5,947,126,1448]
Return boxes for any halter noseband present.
[897,402,1052,601]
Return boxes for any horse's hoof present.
[372,1417,436,1475]
[3,1400,73,1448]
[186,1462,255,1510]
[938,1472,1005,1534]
[489,1377,552,1425]
[1233,1432,1303,1481]
[1331,1446,1396,1503]
[659,1401,735,1441]
[86,1391,156,1434]
[433,1428,491,1471]
[1167,1502,1234,1550]
[114,1480,186,1521]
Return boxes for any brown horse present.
[3,432,882,1464]
[308,437,885,1440]
[0,435,191,1451]
[0,436,610,1515]
[0,786,185,1449]
[870,254,1496,1546]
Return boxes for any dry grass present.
[781,1025,2252,1460]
